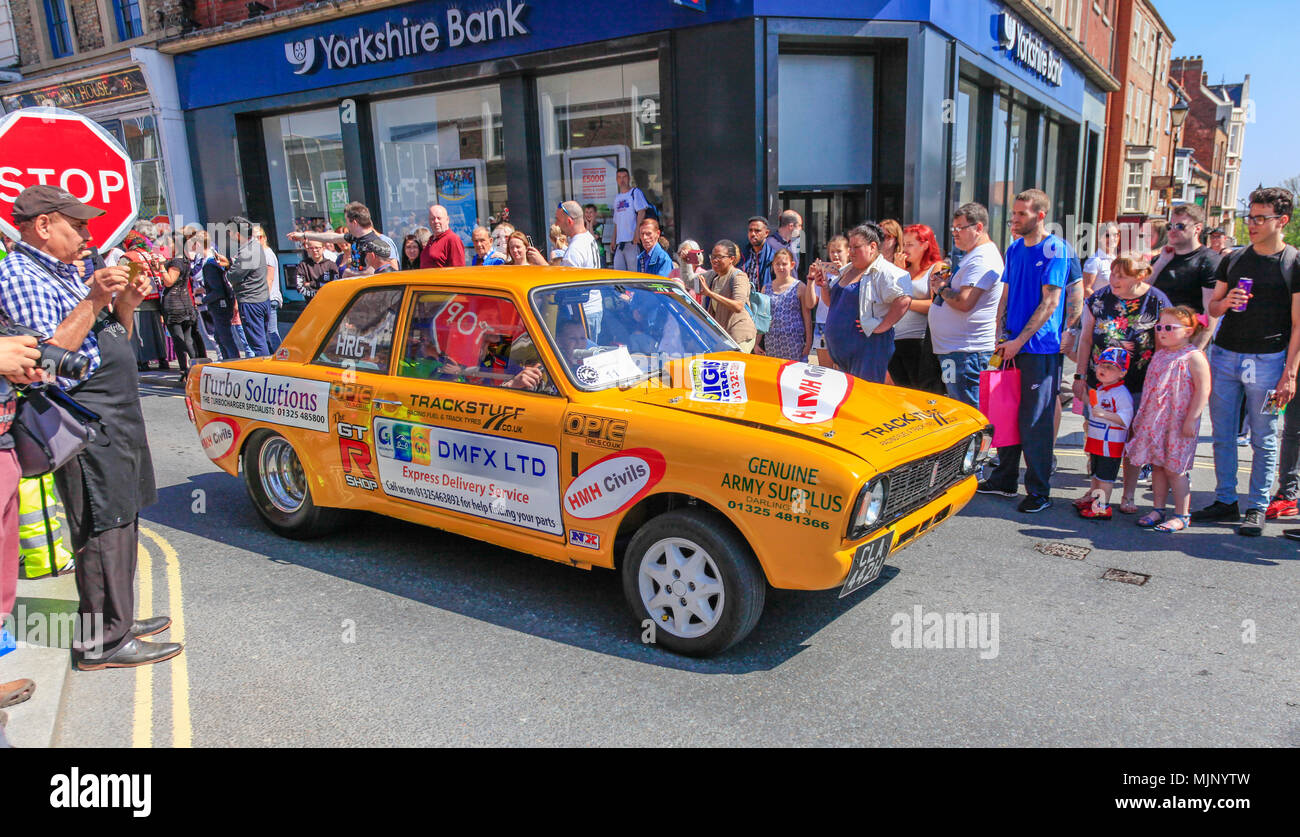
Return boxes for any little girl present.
[1076,347,1134,520]
[1124,306,1211,532]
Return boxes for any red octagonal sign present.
[0,107,138,248]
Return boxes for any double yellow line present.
[131,526,192,748]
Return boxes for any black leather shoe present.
[131,616,171,639]
[75,639,183,671]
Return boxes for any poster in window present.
[564,145,628,245]
[434,161,486,247]
[323,173,349,229]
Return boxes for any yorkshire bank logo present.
[283,2,530,76]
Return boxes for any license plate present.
[839,532,894,598]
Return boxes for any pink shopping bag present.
[979,364,1021,448]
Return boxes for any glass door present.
[779,190,868,270]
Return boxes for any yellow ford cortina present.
[185,268,992,655]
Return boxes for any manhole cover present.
[1034,542,1090,560]
[1101,568,1150,585]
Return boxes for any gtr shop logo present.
[337,420,377,490]
[688,359,747,404]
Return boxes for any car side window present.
[314,287,403,372]
[398,291,556,395]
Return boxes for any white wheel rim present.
[637,537,726,639]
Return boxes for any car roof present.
[335,266,657,293]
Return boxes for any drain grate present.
[1035,542,1090,560]
[1101,568,1150,585]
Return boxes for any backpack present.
[746,283,772,335]
[1224,243,1299,287]
[632,188,660,224]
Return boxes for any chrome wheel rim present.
[259,437,307,514]
[637,538,725,639]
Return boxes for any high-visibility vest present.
[18,474,72,578]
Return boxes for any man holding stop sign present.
[0,184,182,671]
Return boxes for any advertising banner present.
[374,418,562,535]
[434,161,485,246]
[198,368,330,432]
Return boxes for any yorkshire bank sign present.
[284,0,530,75]
[995,11,1062,87]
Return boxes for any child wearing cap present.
[1125,306,1211,532]
[1076,346,1135,519]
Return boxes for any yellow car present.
[186,268,991,655]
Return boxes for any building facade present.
[162,0,1116,301]
[0,0,201,233]
[1098,0,1177,226]
[1170,55,1248,230]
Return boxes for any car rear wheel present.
[622,507,766,656]
[242,430,347,539]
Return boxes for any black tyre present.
[241,430,347,539]
[621,507,766,656]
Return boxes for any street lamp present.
[1166,96,1190,212]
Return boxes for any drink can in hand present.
[1234,277,1253,312]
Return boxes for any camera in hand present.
[0,322,91,380]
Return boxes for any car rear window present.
[314,287,404,372]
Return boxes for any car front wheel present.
[242,430,347,539]
[622,507,766,656]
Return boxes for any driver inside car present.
[402,328,546,390]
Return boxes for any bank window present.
[315,287,403,372]
[777,53,873,188]
[113,0,144,41]
[263,108,345,250]
[951,78,982,212]
[43,0,72,57]
[372,85,506,245]
[118,115,168,221]
[399,292,554,394]
[537,59,666,243]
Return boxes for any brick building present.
[1170,55,1248,231]
[1099,0,1178,226]
[0,0,204,235]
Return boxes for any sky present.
[1156,0,1299,202]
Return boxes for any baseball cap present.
[358,236,391,259]
[1098,346,1130,372]
[11,184,106,222]
[1206,226,1226,236]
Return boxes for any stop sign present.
[0,106,138,248]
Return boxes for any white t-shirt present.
[613,189,650,244]
[894,264,935,340]
[928,241,1004,354]
[1083,249,1113,294]
[562,231,602,269]
[263,245,282,305]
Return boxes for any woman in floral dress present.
[1072,255,1170,513]
[758,247,813,361]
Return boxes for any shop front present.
[168,0,1112,298]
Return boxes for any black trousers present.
[888,333,945,395]
[165,317,206,372]
[55,455,138,659]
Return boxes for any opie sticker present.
[564,448,666,520]
[197,417,239,460]
[688,359,747,403]
[778,362,852,424]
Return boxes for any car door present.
[368,288,568,543]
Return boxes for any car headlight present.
[976,425,994,464]
[962,435,980,473]
[849,477,888,539]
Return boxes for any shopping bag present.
[979,363,1021,448]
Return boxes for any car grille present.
[881,439,969,523]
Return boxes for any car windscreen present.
[531,281,736,391]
